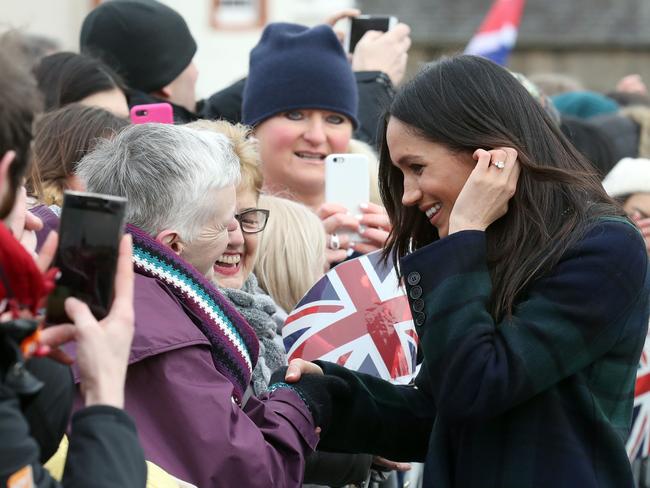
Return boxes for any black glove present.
[269,366,350,431]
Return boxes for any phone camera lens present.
[334,157,341,163]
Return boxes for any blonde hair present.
[187,119,263,196]
[254,195,326,312]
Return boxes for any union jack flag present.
[627,329,650,461]
[283,251,419,384]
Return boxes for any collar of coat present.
[127,224,259,404]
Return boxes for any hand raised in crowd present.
[318,202,361,267]
[319,202,392,264]
[630,213,650,254]
[352,23,411,86]
[3,155,42,256]
[616,74,648,96]
[38,234,135,409]
[7,187,43,257]
[324,8,361,45]
[448,147,520,236]
[354,202,391,255]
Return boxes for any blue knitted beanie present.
[551,91,619,119]
[242,23,359,128]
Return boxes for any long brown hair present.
[28,103,128,206]
[0,31,42,218]
[379,55,623,321]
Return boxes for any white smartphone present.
[325,153,370,243]
[345,15,398,53]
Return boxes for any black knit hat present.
[242,23,359,128]
[80,0,197,93]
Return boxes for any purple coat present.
[29,204,59,252]
[72,273,318,487]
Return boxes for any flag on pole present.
[283,250,419,385]
[464,0,526,66]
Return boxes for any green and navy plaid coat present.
[318,219,650,488]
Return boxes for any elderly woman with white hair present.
[603,157,650,254]
[72,123,338,488]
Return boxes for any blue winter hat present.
[242,23,359,128]
[551,91,619,119]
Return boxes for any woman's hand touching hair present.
[448,147,520,235]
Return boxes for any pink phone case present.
[130,103,174,124]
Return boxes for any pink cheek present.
[265,125,301,152]
[328,132,352,153]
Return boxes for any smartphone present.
[45,191,127,324]
[325,153,370,243]
[345,15,398,53]
[130,102,174,124]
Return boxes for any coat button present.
[414,312,426,327]
[407,272,421,286]
[409,285,422,300]
[412,299,425,313]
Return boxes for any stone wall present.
[360,0,650,93]
[406,45,650,93]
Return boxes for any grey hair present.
[76,123,241,241]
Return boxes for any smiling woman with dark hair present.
[272,55,650,488]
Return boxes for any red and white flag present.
[627,329,650,461]
[464,0,526,66]
[283,251,419,385]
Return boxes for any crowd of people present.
[1,1,649,487]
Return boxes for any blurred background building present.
[4,0,650,96]
[360,0,650,93]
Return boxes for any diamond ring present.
[329,233,340,250]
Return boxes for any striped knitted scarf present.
[127,224,259,404]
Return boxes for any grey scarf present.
[220,274,287,395]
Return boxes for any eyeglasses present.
[234,208,270,234]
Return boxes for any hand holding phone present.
[46,191,127,324]
[349,20,410,86]
[325,153,370,244]
[345,15,397,53]
[39,234,136,408]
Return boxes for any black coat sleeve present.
[0,383,61,487]
[0,383,146,488]
[314,361,435,462]
[62,406,147,488]
[199,71,395,148]
[353,71,395,148]
[303,451,373,487]
[199,78,246,123]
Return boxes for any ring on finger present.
[493,160,506,170]
[329,233,340,250]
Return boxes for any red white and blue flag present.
[627,330,650,461]
[464,0,526,66]
[283,251,419,385]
